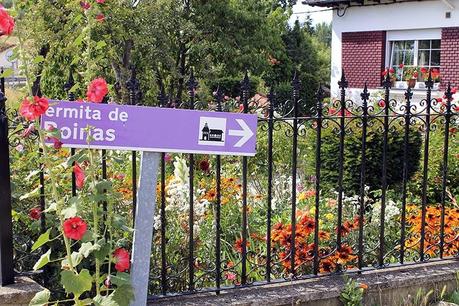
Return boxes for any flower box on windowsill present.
[394,81,440,91]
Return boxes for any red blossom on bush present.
[19,96,49,121]
[96,13,105,22]
[28,208,41,220]
[86,78,108,103]
[399,64,404,69]
[199,159,210,172]
[63,217,88,240]
[234,238,250,253]
[378,100,385,108]
[74,163,85,189]
[96,0,106,3]
[0,7,14,36]
[113,248,130,272]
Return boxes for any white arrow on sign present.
[228,119,254,148]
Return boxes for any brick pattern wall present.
[342,31,386,88]
[440,27,459,89]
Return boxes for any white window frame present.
[385,29,441,90]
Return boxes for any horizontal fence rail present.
[1,70,459,300]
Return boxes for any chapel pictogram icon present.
[201,123,224,142]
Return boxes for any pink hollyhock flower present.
[113,248,130,272]
[63,217,88,240]
[86,78,108,103]
[96,13,105,22]
[21,123,35,138]
[19,96,49,121]
[96,0,105,3]
[0,7,14,36]
[74,163,85,189]
[164,153,172,163]
[80,1,91,10]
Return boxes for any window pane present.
[419,40,430,49]
[403,40,415,50]
[391,50,403,66]
[431,40,441,49]
[404,50,414,65]
[431,50,440,66]
[418,50,430,66]
[392,41,404,51]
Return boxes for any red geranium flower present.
[63,217,88,240]
[399,64,404,69]
[74,163,85,189]
[421,67,428,74]
[0,7,14,36]
[19,96,49,121]
[96,13,105,22]
[389,68,395,73]
[113,248,130,272]
[86,78,108,103]
[29,207,41,220]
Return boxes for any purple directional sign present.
[41,101,258,156]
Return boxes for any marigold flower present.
[29,207,41,220]
[19,96,49,121]
[63,217,87,240]
[0,7,14,36]
[74,163,85,189]
[113,248,130,272]
[86,78,108,103]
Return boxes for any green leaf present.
[29,289,51,306]
[61,252,83,268]
[93,240,111,261]
[110,272,131,287]
[97,284,134,306]
[31,228,51,251]
[60,269,93,298]
[0,68,13,78]
[19,186,41,200]
[95,41,107,50]
[33,249,51,271]
[79,242,101,258]
[96,180,112,193]
[33,55,45,64]
[61,204,77,219]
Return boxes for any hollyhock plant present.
[113,248,131,272]
[86,78,108,103]
[63,217,88,240]
[74,163,85,189]
[19,96,49,121]
[0,6,14,36]
[96,13,105,22]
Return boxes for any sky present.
[290,2,333,25]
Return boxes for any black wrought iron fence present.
[0,69,458,301]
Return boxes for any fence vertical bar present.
[421,72,433,258]
[357,84,369,271]
[378,71,391,267]
[126,67,141,226]
[400,87,413,264]
[64,71,76,197]
[0,76,14,286]
[313,87,324,275]
[215,87,223,293]
[240,72,250,285]
[186,70,198,291]
[289,73,300,277]
[336,72,348,260]
[439,83,453,258]
[158,85,168,295]
[266,87,275,282]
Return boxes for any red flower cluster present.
[63,217,88,240]
[0,7,14,36]
[86,78,108,103]
[19,96,49,121]
[233,238,250,253]
[113,248,130,272]
[29,207,41,220]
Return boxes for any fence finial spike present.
[444,82,453,101]
[360,82,370,102]
[425,69,434,89]
[338,70,348,89]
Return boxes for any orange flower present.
[234,238,250,253]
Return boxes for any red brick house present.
[303,0,459,98]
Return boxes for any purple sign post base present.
[41,101,258,305]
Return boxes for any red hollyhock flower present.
[378,100,385,108]
[19,96,49,121]
[86,78,108,103]
[96,0,105,3]
[63,217,88,240]
[96,13,105,22]
[0,7,14,36]
[74,163,85,189]
[29,207,41,220]
[113,248,130,272]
